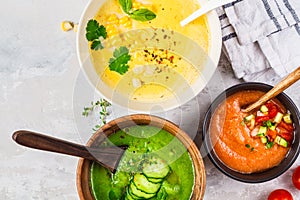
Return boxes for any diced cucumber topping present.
[269,125,276,131]
[261,136,268,144]
[265,141,274,149]
[274,112,283,123]
[133,173,161,194]
[275,136,288,147]
[263,120,274,128]
[283,114,292,124]
[260,105,269,113]
[244,114,255,122]
[257,126,267,136]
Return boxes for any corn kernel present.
[123,20,132,28]
[108,14,118,20]
[61,21,74,32]
[107,14,119,23]
[106,24,116,30]
[106,25,119,37]
[108,30,118,37]
[119,16,130,24]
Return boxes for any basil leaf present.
[119,0,132,14]
[129,8,156,21]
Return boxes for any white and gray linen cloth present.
[217,0,300,83]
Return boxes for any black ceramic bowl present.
[202,82,300,183]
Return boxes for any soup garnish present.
[242,100,294,149]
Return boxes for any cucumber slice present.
[130,181,156,199]
[133,173,161,194]
[125,192,136,200]
[142,156,170,179]
[147,177,164,183]
[126,186,140,200]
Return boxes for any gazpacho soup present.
[90,125,195,200]
[209,90,295,173]
[84,0,210,102]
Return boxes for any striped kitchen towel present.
[217,0,300,84]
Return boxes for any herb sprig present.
[85,19,107,50]
[119,0,156,21]
[109,46,131,75]
[82,99,111,132]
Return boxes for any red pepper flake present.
[169,55,174,63]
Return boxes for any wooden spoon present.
[12,130,127,173]
[242,66,300,113]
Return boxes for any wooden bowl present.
[76,114,206,200]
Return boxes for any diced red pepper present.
[279,132,293,144]
[267,129,277,141]
[265,102,279,118]
[277,126,294,143]
[265,102,275,109]
[255,116,270,123]
[278,121,294,132]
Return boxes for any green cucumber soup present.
[90,125,195,200]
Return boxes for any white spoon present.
[180,0,236,26]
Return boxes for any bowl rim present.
[76,0,222,113]
[202,82,300,183]
[76,114,206,200]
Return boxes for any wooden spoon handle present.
[243,66,300,113]
[13,130,95,160]
[12,130,127,173]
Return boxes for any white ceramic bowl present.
[76,0,222,112]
